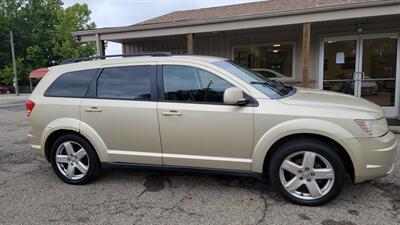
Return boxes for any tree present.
[0,0,97,87]
[0,0,25,70]
[52,3,96,62]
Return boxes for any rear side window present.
[44,69,97,97]
[97,66,152,100]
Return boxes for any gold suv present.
[27,54,397,206]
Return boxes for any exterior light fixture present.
[273,43,281,47]
[356,23,364,33]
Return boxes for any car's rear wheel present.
[268,138,345,206]
[50,134,100,184]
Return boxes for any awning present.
[29,68,48,79]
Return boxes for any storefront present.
[320,34,400,117]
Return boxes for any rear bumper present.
[28,133,45,158]
[345,131,398,183]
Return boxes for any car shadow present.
[95,166,355,203]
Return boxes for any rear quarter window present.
[44,69,97,97]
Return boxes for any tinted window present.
[163,65,233,103]
[44,69,97,97]
[97,66,152,100]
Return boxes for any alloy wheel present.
[279,151,335,200]
[55,141,89,180]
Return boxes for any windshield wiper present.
[250,81,273,85]
[250,80,285,86]
[251,80,292,87]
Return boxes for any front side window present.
[97,66,152,100]
[233,43,294,79]
[44,69,97,97]
[163,65,233,103]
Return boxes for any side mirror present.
[223,87,248,106]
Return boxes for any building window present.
[233,43,294,79]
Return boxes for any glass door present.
[359,36,398,117]
[321,34,399,118]
[322,39,358,95]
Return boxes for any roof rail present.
[60,52,173,65]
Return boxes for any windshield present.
[212,60,295,99]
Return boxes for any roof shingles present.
[138,0,376,25]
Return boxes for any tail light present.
[26,100,35,117]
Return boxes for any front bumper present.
[344,131,398,183]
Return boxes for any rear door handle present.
[162,111,183,117]
[84,107,102,112]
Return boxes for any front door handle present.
[84,107,102,112]
[162,110,183,117]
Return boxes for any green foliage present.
[0,57,27,85]
[52,3,96,61]
[0,0,97,86]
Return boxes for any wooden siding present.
[122,35,187,54]
[123,26,304,81]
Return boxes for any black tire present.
[268,138,345,206]
[50,134,101,185]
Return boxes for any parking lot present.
[0,94,399,225]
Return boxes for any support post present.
[101,40,105,56]
[10,30,19,95]
[95,33,104,56]
[29,78,32,93]
[301,23,311,87]
[187,33,194,55]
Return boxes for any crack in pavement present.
[372,181,400,223]
[321,219,357,225]
[255,189,268,225]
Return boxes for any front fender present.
[251,118,356,173]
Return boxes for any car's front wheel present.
[268,138,345,206]
[50,134,100,184]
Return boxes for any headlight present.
[354,118,388,137]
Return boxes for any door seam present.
[155,63,165,165]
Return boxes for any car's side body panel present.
[158,101,254,170]
[80,99,162,164]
